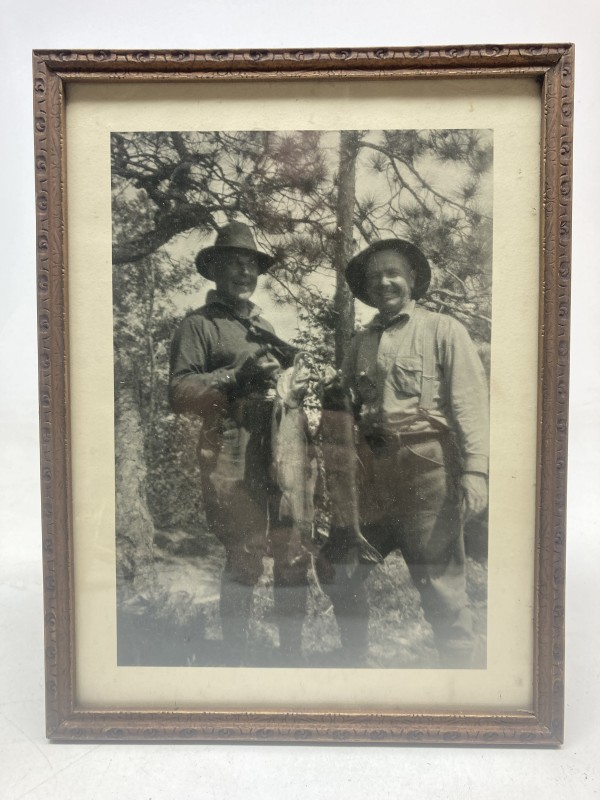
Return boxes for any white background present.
[1,1,598,799]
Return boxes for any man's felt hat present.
[345,238,431,306]
[195,221,275,280]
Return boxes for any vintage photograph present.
[112,128,493,670]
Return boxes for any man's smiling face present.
[365,249,416,317]
[214,250,260,303]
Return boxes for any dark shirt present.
[169,290,295,418]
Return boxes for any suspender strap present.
[419,311,441,410]
[355,328,381,379]
[236,315,299,368]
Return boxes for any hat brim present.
[345,239,431,306]
[195,245,275,280]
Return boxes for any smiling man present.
[319,238,489,668]
[168,221,306,666]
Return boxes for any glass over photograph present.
[111,128,493,671]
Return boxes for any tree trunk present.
[114,352,157,600]
[333,131,359,367]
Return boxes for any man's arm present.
[169,315,235,416]
[440,317,490,518]
[169,315,283,416]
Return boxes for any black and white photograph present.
[112,127,493,670]
[4,0,597,785]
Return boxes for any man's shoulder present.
[177,303,275,335]
[413,305,467,337]
[172,306,217,341]
[413,304,448,322]
[180,303,222,325]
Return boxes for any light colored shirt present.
[343,301,489,475]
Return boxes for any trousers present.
[317,432,474,666]
[199,404,309,662]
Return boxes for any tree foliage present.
[112,128,492,342]
[111,127,493,538]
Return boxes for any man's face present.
[214,250,260,303]
[365,250,416,316]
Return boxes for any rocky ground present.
[117,524,487,669]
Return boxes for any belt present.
[364,428,446,454]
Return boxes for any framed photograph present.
[34,45,572,744]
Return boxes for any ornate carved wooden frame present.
[33,45,572,745]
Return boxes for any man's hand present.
[460,473,488,521]
[235,348,281,393]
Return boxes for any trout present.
[319,367,383,567]
[271,353,318,566]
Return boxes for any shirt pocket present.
[391,356,422,398]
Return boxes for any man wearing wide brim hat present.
[195,220,275,280]
[169,221,308,666]
[317,237,490,668]
[345,238,432,306]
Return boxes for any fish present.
[271,352,318,566]
[319,367,383,568]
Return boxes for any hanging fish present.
[271,352,318,567]
[319,367,383,568]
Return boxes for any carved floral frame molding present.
[33,44,573,745]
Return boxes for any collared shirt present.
[343,300,489,475]
[169,290,293,417]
